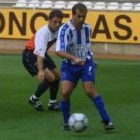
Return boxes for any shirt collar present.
[47,25,58,35]
[68,20,85,30]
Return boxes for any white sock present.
[32,95,39,100]
[49,100,56,104]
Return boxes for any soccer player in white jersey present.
[56,3,114,131]
[22,10,63,111]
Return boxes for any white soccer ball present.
[68,113,88,132]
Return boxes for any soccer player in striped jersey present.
[22,10,63,111]
[56,3,114,131]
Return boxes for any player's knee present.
[85,88,97,98]
[55,74,60,80]
[62,90,71,99]
[62,90,69,95]
[46,74,55,82]
[85,89,92,96]
[50,77,55,82]
[51,69,60,80]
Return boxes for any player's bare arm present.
[56,51,85,65]
[37,56,45,83]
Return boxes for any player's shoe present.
[29,96,45,112]
[103,121,114,131]
[61,123,71,131]
[48,101,60,111]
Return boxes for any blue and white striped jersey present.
[56,20,93,61]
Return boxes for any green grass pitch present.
[0,54,140,140]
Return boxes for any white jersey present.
[56,20,93,61]
[34,25,58,58]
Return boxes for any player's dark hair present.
[49,10,63,19]
[72,3,87,15]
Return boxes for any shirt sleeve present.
[33,27,49,58]
[56,25,68,52]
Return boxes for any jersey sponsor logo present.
[71,46,90,60]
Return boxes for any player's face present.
[72,9,87,29]
[49,17,63,32]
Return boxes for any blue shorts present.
[60,60,96,85]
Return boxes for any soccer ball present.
[68,113,88,132]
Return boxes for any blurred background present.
[0,0,140,60]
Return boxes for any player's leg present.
[29,68,56,111]
[30,68,54,100]
[44,55,60,110]
[22,50,49,111]
[83,82,114,130]
[82,60,114,130]
[60,66,78,131]
[44,68,55,82]
[60,80,75,131]
[29,79,50,111]
[48,68,60,110]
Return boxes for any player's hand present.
[74,58,85,66]
[38,70,45,83]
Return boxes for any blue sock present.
[92,95,110,123]
[60,100,70,124]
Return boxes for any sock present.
[92,95,110,123]
[34,80,49,98]
[49,100,56,104]
[32,95,39,100]
[60,100,70,124]
[49,79,60,100]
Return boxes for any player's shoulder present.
[59,23,70,32]
[36,25,49,34]
[83,23,91,29]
